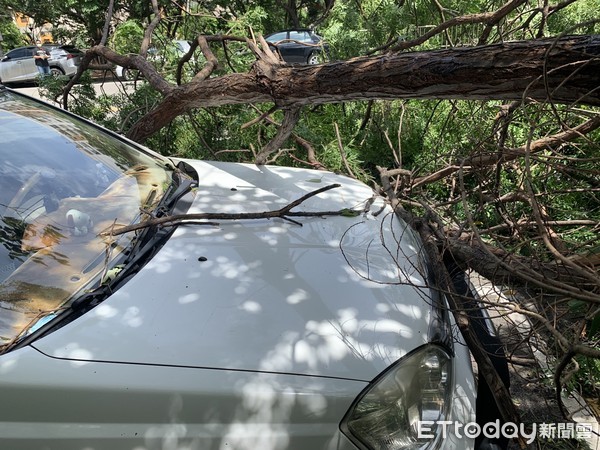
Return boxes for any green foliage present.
[3,0,113,44]
[547,0,600,35]
[236,5,270,34]
[574,355,600,399]
[323,2,370,59]
[0,19,26,51]
[111,20,144,55]
[109,84,163,135]
[38,71,100,117]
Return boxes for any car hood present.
[34,161,433,382]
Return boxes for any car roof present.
[265,29,323,43]
[265,28,318,36]
[45,44,80,49]
[8,44,78,51]
[270,28,314,32]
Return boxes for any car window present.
[266,32,287,42]
[175,41,191,54]
[0,92,173,351]
[289,31,310,42]
[6,48,31,59]
[58,45,82,54]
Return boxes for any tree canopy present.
[15,0,600,438]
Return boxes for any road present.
[12,80,130,101]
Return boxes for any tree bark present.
[445,233,600,303]
[126,35,600,142]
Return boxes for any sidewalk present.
[471,274,599,449]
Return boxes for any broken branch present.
[103,183,352,236]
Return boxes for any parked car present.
[0,44,82,84]
[115,39,191,80]
[0,86,506,449]
[265,29,329,64]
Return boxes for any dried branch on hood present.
[102,183,365,236]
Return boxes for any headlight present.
[341,344,453,449]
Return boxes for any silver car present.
[115,39,191,80]
[0,87,508,450]
[0,44,82,84]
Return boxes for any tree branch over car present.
[73,34,600,143]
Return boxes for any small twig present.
[241,105,279,129]
[334,122,357,179]
[99,219,119,283]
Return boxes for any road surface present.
[12,80,130,101]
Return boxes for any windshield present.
[0,90,173,349]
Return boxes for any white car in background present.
[0,86,507,449]
[0,44,82,84]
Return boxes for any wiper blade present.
[72,166,198,300]
[159,176,197,215]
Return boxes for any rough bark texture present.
[126,35,600,142]
[446,235,595,293]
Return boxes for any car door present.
[285,31,313,63]
[266,31,305,64]
[0,48,36,83]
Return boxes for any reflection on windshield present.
[0,92,172,349]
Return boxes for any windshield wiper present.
[89,163,197,289]
[153,162,198,218]
[160,176,197,215]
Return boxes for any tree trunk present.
[127,35,600,142]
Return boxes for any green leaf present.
[589,312,600,338]
[340,208,360,217]
[568,299,588,314]
[102,265,124,285]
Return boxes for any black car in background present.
[264,29,328,65]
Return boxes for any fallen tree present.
[75,34,600,144]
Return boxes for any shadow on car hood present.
[33,162,433,382]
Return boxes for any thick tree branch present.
[125,35,600,143]
[254,107,301,164]
[417,221,524,440]
[445,234,600,304]
[189,36,219,83]
[92,45,175,95]
[141,0,162,58]
[99,0,114,47]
